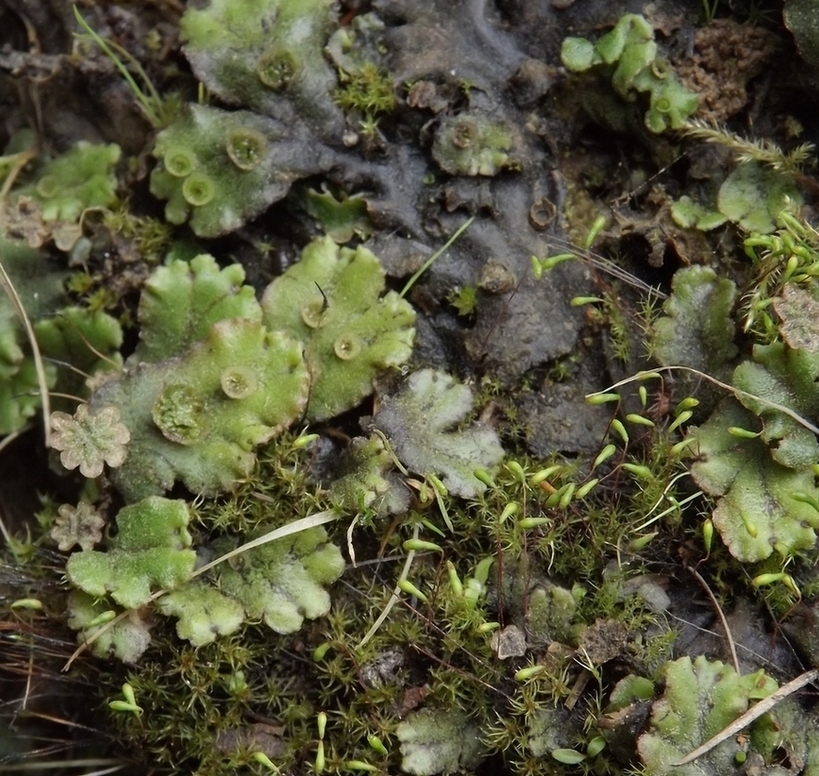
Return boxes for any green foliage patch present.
[372,368,505,499]
[636,656,777,775]
[689,399,819,562]
[560,13,699,133]
[150,104,333,237]
[262,236,416,421]
[16,141,121,222]
[66,497,196,610]
[91,318,309,500]
[180,0,342,132]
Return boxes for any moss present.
[180,0,342,133]
[334,61,396,120]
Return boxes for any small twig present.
[673,668,819,766]
[687,566,739,674]
[540,234,668,298]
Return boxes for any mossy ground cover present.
[4,1,819,775]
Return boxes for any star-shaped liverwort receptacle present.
[50,404,130,478]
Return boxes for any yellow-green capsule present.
[740,511,758,539]
[109,700,142,714]
[447,561,464,598]
[626,413,655,427]
[122,683,137,707]
[702,518,714,555]
[669,437,696,457]
[586,392,621,405]
[317,712,327,740]
[668,410,693,433]
[575,478,599,499]
[571,295,603,307]
[776,574,799,596]
[519,516,550,529]
[540,253,575,270]
[367,734,388,755]
[313,642,331,662]
[110,685,142,715]
[530,466,562,486]
[675,397,699,413]
[346,762,379,772]
[558,483,576,509]
[638,385,648,407]
[477,621,500,633]
[545,484,567,507]
[87,609,118,627]
[403,539,443,553]
[514,664,546,681]
[728,426,760,439]
[781,254,800,284]
[585,215,607,248]
[628,532,657,552]
[427,473,448,496]
[752,572,786,587]
[253,752,280,773]
[10,598,43,610]
[473,468,496,488]
[292,433,320,449]
[398,579,428,603]
[593,444,617,469]
[778,210,806,235]
[499,502,519,524]
[531,255,544,279]
[610,419,629,443]
[506,460,526,482]
[621,463,654,480]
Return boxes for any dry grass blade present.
[358,522,420,648]
[0,261,50,447]
[543,235,669,299]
